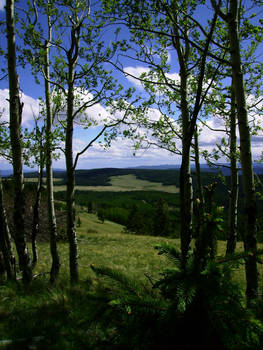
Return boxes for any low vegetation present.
[0,208,263,349]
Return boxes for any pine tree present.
[153,198,170,236]
[126,204,144,235]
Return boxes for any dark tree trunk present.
[0,175,16,280]
[66,74,79,283]
[227,0,258,305]
[44,36,60,283]
[6,0,32,283]
[193,126,204,241]
[226,80,239,255]
[180,143,193,268]
[31,164,44,268]
[172,24,193,268]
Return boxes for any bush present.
[90,245,263,350]
[57,227,68,242]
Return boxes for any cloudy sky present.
[0,1,262,171]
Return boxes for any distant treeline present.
[25,168,181,186]
[54,190,181,237]
[27,168,263,241]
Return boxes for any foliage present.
[49,168,181,187]
[153,198,171,236]
[97,208,105,224]
[2,180,66,242]
[125,204,147,235]
[55,189,180,237]
[0,211,263,349]
[90,243,263,350]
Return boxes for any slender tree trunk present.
[172,9,217,267]
[6,0,32,283]
[193,126,204,243]
[173,25,193,267]
[31,163,43,268]
[0,252,5,278]
[44,35,60,283]
[227,0,258,304]
[0,175,16,280]
[66,67,79,283]
[180,141,193,268]
[226,80,239,255]
[179,70,193,266]
[194,127,204,206]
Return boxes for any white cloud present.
[71,135,178,169]
[0,0,5,11]
[124,66,151,89]
[124,66,180,90]
[166,72,180,83]
[0,89,39,127]
[167,51,172,63]
[52,88,122,127]
[198,117,226,146]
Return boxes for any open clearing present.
[52,174,179,193]
[30,209,263,287]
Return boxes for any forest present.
[0,0,263,349]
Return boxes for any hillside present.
[8,167,263,241]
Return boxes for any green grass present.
[33,210,180,282]
[24,177,63,183]
[1,209,262,349]
[30,209,255,288]
[26,174,179,193]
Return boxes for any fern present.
[154,243,183,268]
[90,264,151,298]
[89,245,263,350]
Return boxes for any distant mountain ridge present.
[131,163,263,174]
[2,163,263,177]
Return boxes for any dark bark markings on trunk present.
[31,163,44,268]
[226,80,239,255]
[44,32,61,282]
[6,0,32,283]
[0,175,16,280]
[227,0,258,304]
[65,24,81,283]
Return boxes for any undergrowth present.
[0,246,263,349]
[89,245,263,350]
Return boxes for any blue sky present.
[0,0,262,171]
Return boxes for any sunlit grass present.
[32,211,181,282]
[1,209,263,348]
[30,209,263,291]
[29,174,180,193]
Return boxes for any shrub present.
[90,245,263,350]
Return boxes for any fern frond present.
[154,243,183,267]
[216,248,263,266]
[109,294,168,313]
[90,265,145,298]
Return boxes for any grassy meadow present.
[1,208,263,349]
[2,171,263,349]
[31,210,180,282]
[34,208,262,288]
[43,174,179,193]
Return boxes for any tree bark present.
[172,16,193,268]
[227,0,258,304]
[66,73,79,283]
[194,127,204,206]
[6,0,32,283]
[31,164,43,268]
[172,7,217,267]
[226,80,239,255]
[193,126,204,242]
[0,175,16,280]
[44,36,61,283]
